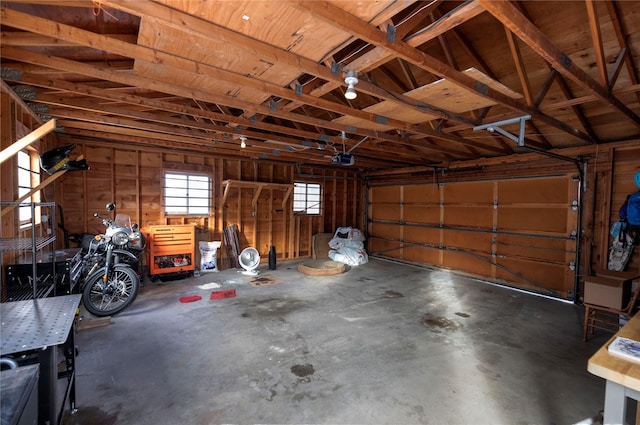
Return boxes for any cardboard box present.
[584,276,633,309]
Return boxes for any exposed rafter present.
[293,0,596,144]
[478,0,640,130]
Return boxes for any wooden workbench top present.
[588,313,640,391]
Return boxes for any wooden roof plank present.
[478,0,640,130]
[294,0,596,145]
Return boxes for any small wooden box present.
[584,275,632,309]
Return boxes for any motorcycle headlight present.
[111,231,130,246]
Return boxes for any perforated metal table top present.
[0,294,81,355]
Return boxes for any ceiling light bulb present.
[344,70,358,100]
[345,84,357,100]
[240,136,247,148]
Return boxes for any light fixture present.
[240,136,247,148]
[344,70,358,100]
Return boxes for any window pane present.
[164,172,211,215]
[165,197,183,207]
[293,182,321,215]
[17,151,35,223]
[189,188,209,198]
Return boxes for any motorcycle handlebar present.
[94,213,112,227]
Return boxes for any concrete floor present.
[63,258,609,425]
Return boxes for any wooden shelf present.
[222,179,293,209]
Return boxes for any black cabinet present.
[3,248,82,302]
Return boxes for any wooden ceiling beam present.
[1,8,422,136]
[609,48,627,88]
[2,5,488,146]
[604,1,640,104]
[505,29,533,106]
[20,78,368,153]
[8,66,475,160]
[478,0,640,130]
[448,26,498,81]
[60,125,384,168]
[585,0,609,89]
[2,43,493,157]
[553,73,601,143]
[294,0,595,145]
[402,1,485,48]
[436,31,459,71]
[396,59,418,90]
[533,69,557,108]
[345,0,483,74]
[92,1,480,130]
[42,97,428,162]
[1,31,138,46]
[512,1,598,143]
[2,51,445,154]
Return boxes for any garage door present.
[367,175,579,299]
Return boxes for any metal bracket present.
[473,115,531,147]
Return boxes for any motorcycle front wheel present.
[82,265,140,317]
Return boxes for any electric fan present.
[239,247,260,276]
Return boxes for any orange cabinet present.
[143,225,195,276]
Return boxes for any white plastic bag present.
[329,226,365,250]
[199,241,221,273]
[329,246,369,266]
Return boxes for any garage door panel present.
[444,181,494,202]
[444,206,493,228]
[442,251,493,276]
[496,234,573,263]
[370,204,401,221]
[498,177,570,203]
[404,205,439,223]
[498,207,570,233]
[369,223,400,240]
[404,245,440,264]
[443,229,492,252]
[369,237,402,258]
[403,226,440,244]
[403,184,439,201]
[496,257,569,295]
[370,186,401,203]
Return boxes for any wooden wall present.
[52,139,363,269]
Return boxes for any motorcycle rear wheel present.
[82,265,140,317]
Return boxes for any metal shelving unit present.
[1,201,56,302]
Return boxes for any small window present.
[164,172,211,215]
[17,150,40,224]
[293,182,322,215]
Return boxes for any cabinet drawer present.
[153,246,193,256]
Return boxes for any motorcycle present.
[78,204,145,316]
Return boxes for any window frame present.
[17,149,41,226]
[293,181,323,216]
[163,171,212,216]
